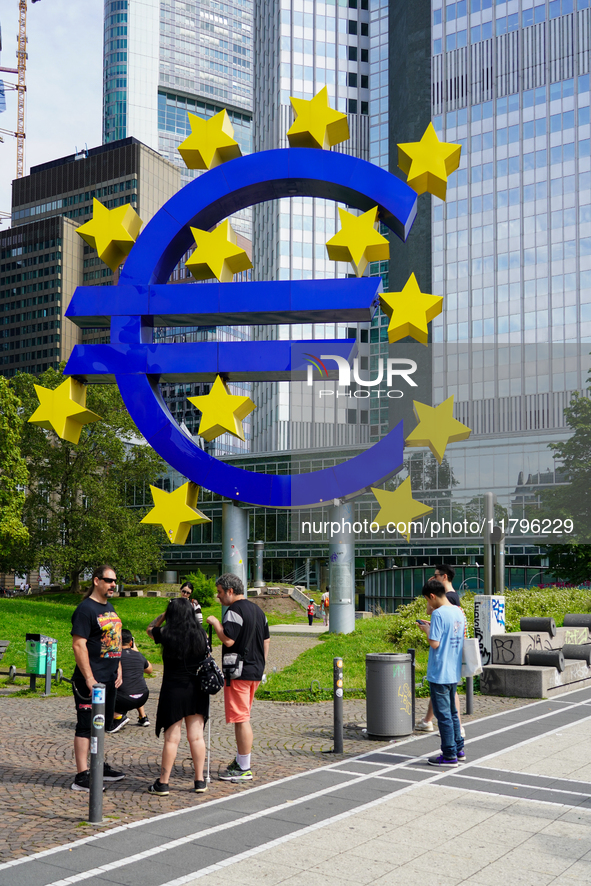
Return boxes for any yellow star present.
[325,207,390,277]
[397,123,462,201]
[188,375,256,442]
[287,87,349,150]
[177,109,242,170]
[77,199,142,272]
[28,377,101,444]
[372,479,433,542]
[379,273,443,345]
[185,220,253,283]
[405,397,472,464]
[141,482,210,545]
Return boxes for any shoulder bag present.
[196,654,224,694]
[461,637,483,678]
[222,605,257,682]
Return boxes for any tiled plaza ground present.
[0,636,534,863]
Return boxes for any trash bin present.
[25,634,57,676]
[366,652,413,739]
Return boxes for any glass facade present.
[103,0,253,234]
[252,0,372,453]
[102,1,256,454]
[431,2,591,410]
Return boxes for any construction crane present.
[0,0,41,179]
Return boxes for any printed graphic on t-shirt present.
[97,613,122,658]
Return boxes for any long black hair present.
[159,597,208,660]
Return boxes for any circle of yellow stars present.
[39,92,465,545]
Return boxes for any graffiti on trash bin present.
[398,682,412,716]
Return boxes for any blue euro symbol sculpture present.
[65,148,417,508]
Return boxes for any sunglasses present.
[101,577,117,584]
[181,590,192,596]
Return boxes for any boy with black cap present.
[417,579,466,767]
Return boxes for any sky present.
[0,0,103,223]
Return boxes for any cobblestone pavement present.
[0,637,537,863]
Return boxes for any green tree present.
[184,569,217,607]
[0,377,29,573]
[540,388,591,542]
[543,544,591,585]
[539,375,591,582]
[12,368,166,591]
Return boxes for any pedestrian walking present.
[321,587,329,627]
[146,597,210,795]
[109,629,153,731]
[180,580,203,625]
[417,579,466,767]
[207,573,270,783]
[70,564,125,791]
[307,599,315,626]
[416,564,465,737]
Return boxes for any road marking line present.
[449,773,591,798]
[474,764,591,789]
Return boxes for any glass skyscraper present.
[102,0,253,233]
[252,0,373,453]
[102,0,256,456]
[361,0,590,566]
[428,0,590,504]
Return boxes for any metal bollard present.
[89,683,106,823]
[43,641,53,697]
[407,648,416,731]
[465,676,474,715]
[333,656,343,754]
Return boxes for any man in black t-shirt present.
[109,629,153,732]
[70,564,125,791]
[207,573,270,783]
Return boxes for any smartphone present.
[416,619,426,625]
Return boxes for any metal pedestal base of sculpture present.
[328,501,356,635]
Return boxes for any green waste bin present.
[25,634,57,676]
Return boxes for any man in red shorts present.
[207,573,270,783]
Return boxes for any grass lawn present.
[258,615,429,702]
[0,590,311,696]
[3,585,589,702]
[257,586,591,702]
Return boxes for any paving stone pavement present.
[0,636,537,863]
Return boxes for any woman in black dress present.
[146,597,209,795]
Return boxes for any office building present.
[425,0,590,517]
[0,138,179,377]
[103,0,253,236]
[251,0,372,453]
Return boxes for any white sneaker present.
[415,719,434,732]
